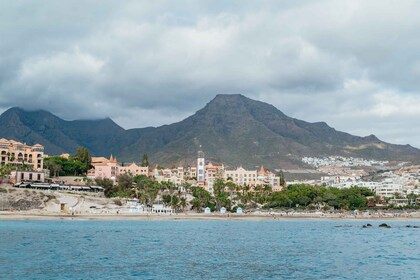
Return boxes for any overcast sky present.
[1,0,420,148]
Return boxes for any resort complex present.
[86,150,282,194]
[0,137,419,213]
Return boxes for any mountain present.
[0,107,132,156]
[0,94,419,169]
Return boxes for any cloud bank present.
[1,0,420,147]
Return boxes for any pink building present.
[88,155,149,181]
[89,155,119,181]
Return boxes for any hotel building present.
[0,138,45,171]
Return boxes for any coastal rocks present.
[10,199,43,210]
[358,223,420,229]
[379,223,391,228]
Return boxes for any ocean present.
[0,219,419,279]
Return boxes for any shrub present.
[45,194,56,201]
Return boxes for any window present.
[37,174,41,180]
[29,173,33,180]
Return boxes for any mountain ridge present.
[0,95,419,169]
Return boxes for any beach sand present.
[1,211,419,221]
[1,184,419,221]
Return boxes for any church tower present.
[197,150,205,183]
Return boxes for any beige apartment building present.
[0,138,44,171]
[119,162,149,177]
[224,165,281,191]
[152,167,184,185]
[224,166,258,186]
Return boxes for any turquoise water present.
[0,220,419,279]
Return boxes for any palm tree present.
[226,181,237,205]
[171,195,180,212]
[180,197,187,213]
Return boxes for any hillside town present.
[299,156,420,207]
[302,156,389,168]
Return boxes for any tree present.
[162,194,172,204]
[95,177,115,197]
[226,181,237,204]
[0,164,11,179]
[277,170,286,187]
[63,160,84,176]
[180,197,187,213]
[266,192,292,208]
[44,157,64,177]
[72,147,92,174]
[44,153,91,176]
[51,162,62,177]
[191,187,212,212]
[95,177,114,189]
[171,195,180,211]
[141,154,149,167]
[118,174,133,190]
[74,147,91,165]
[191,198,202,212]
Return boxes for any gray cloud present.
[0,0,420,147]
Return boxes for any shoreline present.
[1,212,419,221]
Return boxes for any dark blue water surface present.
[0,219,419,279]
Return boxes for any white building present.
[376,179,403,198]
[357,181,381,192]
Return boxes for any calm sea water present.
[0,219,419,279]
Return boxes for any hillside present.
[0,94,419,168]
[0,107,134,156]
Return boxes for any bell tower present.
[197,150,205,183]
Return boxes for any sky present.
[1,0,420,148]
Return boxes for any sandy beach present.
[1,211,420,221]
[1,184,419,221]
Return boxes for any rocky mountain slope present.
[0,94,419,168]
